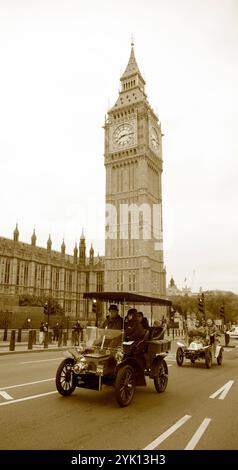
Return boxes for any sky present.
[0,0,237,294]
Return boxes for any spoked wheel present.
[154,359,168,393]
[217,350,223,365]
[56,358,77,396]
[205,350,212,369]
[176,347,184,366]
[115,365,136,407]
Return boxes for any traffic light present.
[170,306,175,322]
[220,303,225,321]
[198,294,205,315]
[92,300,97,314]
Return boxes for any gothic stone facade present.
[0,227,104,320]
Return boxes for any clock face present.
[113,123,134,148]
[150,127,159,150]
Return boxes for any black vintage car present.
[56,292,171,407]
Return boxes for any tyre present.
[154,359,168,393]
[205,350,212,369]
[56,358,77,396]
[225,334,230,347]
[176,347,184,366]
[217,351,223,366]
[115,365,136,407]
[190,358,195,364]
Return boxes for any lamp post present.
[66,315,70,340]
[27,318,31,329]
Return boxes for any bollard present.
[32,330,36,345]
[28,330,33,350]
[58,330,63,347]
[17,328,22,342]
[3,329,7,341]
[44,331,49,349]
[63,332,67,346]
[172,329,174,339]
[48,332,53,344]
[71,330,75,346]
[9,330,16,351]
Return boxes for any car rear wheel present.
[115,365,136,407]
[154,359,168,393]
[205,350,212,369]
[217,351,223,365]
[176,347,184,366]
[56,358,77,396]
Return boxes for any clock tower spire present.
[104,44,166,304]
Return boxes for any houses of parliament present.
[0,43,167,321]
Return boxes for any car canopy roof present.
[83,291,171,306]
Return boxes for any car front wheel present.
[115,365,136,407]
[56,358,77,396]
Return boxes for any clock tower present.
[104,43,166,300]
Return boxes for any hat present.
[127,308,137,315]
[109,304,118,312]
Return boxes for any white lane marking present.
[19,358,60,364]
[0,378,54,391]
[0,391,14,400]
[209,380,234,400]
[143,415,191,450]
[0,391,57,406]
[184,418,211,450]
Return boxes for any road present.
[0,342,237,451]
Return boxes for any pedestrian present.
[39,322,45,344]
[53,322,60,341]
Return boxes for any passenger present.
[152,320,165,339]
[137,311,149,329]
[102,304,123,330]
[125,308,146,341]
[206,318,221,353]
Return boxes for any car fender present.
[115,357,146,386]
[151,355,168,377]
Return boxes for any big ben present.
[104,42,166,299]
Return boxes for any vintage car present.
[176,334,223,369]
[56,291,171,407]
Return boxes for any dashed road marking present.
[0,391,14,400]
[0,378,54,390]
[19,358,60,364]
[184,418,211,450]
[0,390,57,406]
[209,380,234,400]
[143,415,191,450]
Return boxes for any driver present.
[188,319,206,343]
[102,304,123,330]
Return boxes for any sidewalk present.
[0,340,72,355]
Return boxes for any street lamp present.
[27,318,31,329]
